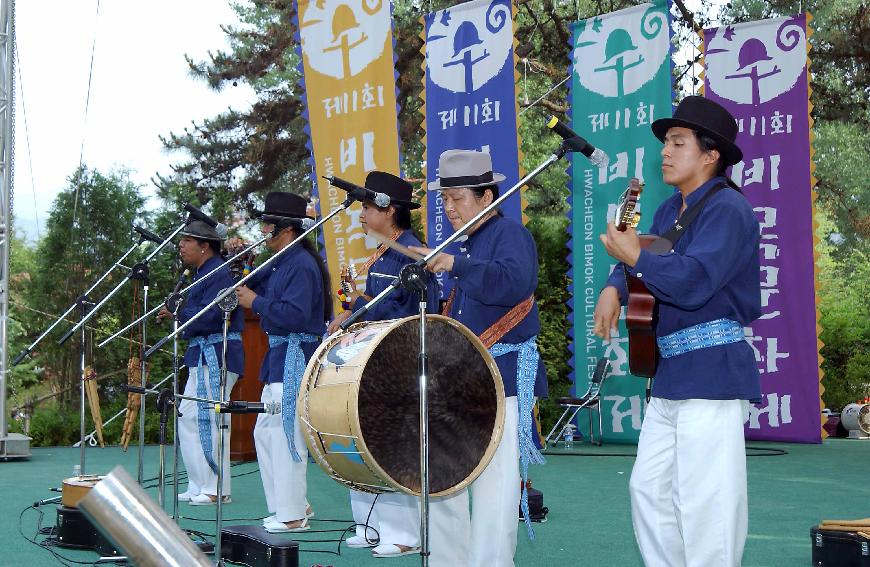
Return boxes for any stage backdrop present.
[568,0,672,442]
[704,13,823,442]
[422,0,526,300]
[295,0,402,313]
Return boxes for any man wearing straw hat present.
[594,96,761,566]
[412,149,548,567]
[157,220,244,506]
[234,192,332,533]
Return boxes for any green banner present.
[568,1,673,442]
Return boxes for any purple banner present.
[704,13,822,442]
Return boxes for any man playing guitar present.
[594,96,762,567]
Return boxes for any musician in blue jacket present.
[157,220,244,506]
[594,96,761,567]
[235,192,331,533]
[327,171,439,558]
[413,150,547,567]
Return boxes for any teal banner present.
[567,1,673,442]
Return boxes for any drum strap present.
[441,292,535,349]
[268,332,320,462]
[490,336,546,541]
[358,229,401,276]
[191,332,242,473]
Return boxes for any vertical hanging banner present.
[295,0,401,312]
[567,1,672,442]
[422,0,524,299]
[704,14,822,442]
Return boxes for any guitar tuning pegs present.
[631,212,642,228]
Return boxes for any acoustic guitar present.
[62,475,104,508]
[613,178,671,378]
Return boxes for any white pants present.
[630,398,749,567]
[178,367,238,496]
[254,382,308,522]
[350,489,420,547]
[429,396,520,567]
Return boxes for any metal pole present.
[417,294,430,566]
[137,276,149,484]
[171,320,180,520]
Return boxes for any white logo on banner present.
[426,0,513,93]
[299,0,389,79]
[705,17,806,106]
[572,4,669,98]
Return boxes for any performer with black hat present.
[234,192,332,533]
[157,220,245,506]
[594,95,761,566]
[327,171,439,558]
[411,149,548,567]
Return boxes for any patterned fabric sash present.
[440,291,535,347]
[490,337,546,541]
[657,318,745,358]
[268,332,320,462]
[190,332,242,473]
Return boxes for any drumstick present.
[367,230,424,261]
[821,518,870,527]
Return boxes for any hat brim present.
[179,229,224,242]
[253,210,314,220]
[364,197,421,210]
[651,117,743,166]
[427,171,507,191]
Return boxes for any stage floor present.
[2,439,868,566]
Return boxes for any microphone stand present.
[143,195,357,360]
[98,237,267,349]
[338,140,574,567]
[214,292,238,566]
[10,233,150,477]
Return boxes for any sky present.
[12,1,256,240]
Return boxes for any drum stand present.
[214,291,239,566]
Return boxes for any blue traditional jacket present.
[605,176,762,401]
[180,255,245,376]
[351,230,440,320]
[248,245,326,383]
[447,215,547,398]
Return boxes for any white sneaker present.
[189,493,231,506]
[262,514,277,525]
[177,491,196,502]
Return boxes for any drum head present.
[357,316,502,495]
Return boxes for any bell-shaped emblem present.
[331,4,360,42]
[603,29,638,63]
[452,21,483,57]
[736,38,773,71]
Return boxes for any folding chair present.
[545,358,611,447]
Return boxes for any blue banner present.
[423,0,524,298]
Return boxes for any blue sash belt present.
[190,331,241,473]
[489,335,546,541]
[657,318,745,358]
[268,332,319,463]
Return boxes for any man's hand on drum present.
[328,310,351,335]
[407,246,454,274]
[236,285,257,310]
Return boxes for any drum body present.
[299,315,504,497]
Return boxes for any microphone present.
[323,175,391,208]
[216,400,281,414]
[133,225,163,245]
[184,203,229,238]
[546,116,609,167]
[261,214,316,233]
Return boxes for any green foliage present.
[815,210,870,410]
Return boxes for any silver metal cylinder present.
[79,466,212,567]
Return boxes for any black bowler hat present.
[180,220,223,241]
[365,171,421,210]
[651,96,743,166]
[255,192,313,220]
